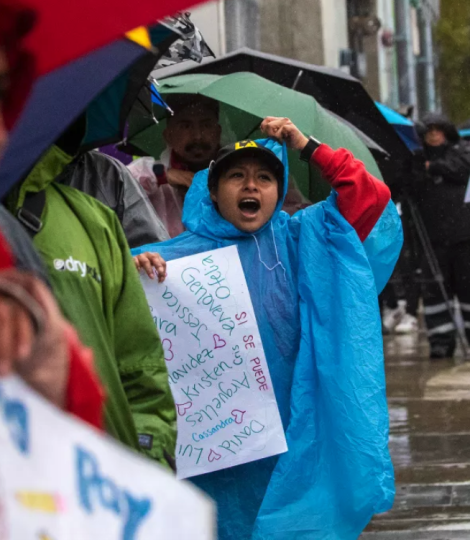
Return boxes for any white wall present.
[320,0,348,68]
[187,1,226,57]
[377,0,399,108]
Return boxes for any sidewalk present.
[361,334,470,539]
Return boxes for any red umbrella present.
[21,0,208,75]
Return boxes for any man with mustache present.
[128,95,222,238]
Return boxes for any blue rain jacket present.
[133,139,403,539]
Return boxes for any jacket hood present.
[182,138,289,240]
[417,113,460,144]
[11,145,73,210]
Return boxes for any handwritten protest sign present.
[141,246,287,479]
[0,376,214,540]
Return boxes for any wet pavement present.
[361,334,470,539]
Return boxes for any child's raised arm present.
[261,116,391,242]
[310,145,391,242]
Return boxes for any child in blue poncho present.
[133,117,402,540]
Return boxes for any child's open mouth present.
[238,198,261,217]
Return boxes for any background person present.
[56,115,170,249]
[129,94,221,237]
[414,113,470,358]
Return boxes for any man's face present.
[210,157,279,233]
[163,104,221,169]
[425,127,447,147]
[0,48,9,159]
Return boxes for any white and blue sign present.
[0,376,214,540]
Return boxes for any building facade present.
[188,0,440,116]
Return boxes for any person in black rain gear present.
[415,113,470,358]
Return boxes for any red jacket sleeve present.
[311,144,391,242]
[65,327,105,430]
[1,230,105,430]
[0,230,14,270]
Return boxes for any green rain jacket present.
[9,145,176,467]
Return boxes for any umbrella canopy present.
[0,39,149,199]
[326,110,389,158]
[127,72,384,202]
[375,101,421,151]
[154,11,215,70]
[18,0,208,76]
[0,10,212,197]
[80,22,181,151]
[150,48,411,172]
[1,0,209,133]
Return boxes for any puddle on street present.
[362,334,470,537]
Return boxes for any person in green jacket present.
[8,144,177,469]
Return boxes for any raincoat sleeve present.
[310,144,402,292]
[111,217,177,469]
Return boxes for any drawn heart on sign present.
[208,449,222,462]
[231,409,246,425]
[213,334,227,350]
[162,339,174,362]
[176,402,193,416]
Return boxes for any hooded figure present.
[133,126,402,539]
[414,113,470,358]
[414,112,470,246]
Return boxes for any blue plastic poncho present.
[133,139,402,539]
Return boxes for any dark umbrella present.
[152,47,411,181]
[0,15,206,198]
[326,110,389,159]
[0,39,152,199]
[80,22,182,151]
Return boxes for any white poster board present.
[141,246,287,479]
[0,376,214,540]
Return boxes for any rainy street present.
[362,334,470,539]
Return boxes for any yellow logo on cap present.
[234,141,258,150]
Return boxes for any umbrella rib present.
[292,69,304,90]
[137,95,153,116]
[243,121,262,141]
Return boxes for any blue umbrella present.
[459,128,470,140]
[375,101,421,151]
[0,39,150,199]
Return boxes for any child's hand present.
[134,252,167,282]
[261,117,309,151]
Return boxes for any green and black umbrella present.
[126,72,385,202]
